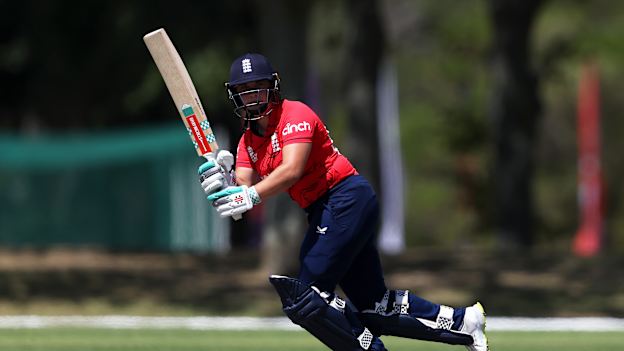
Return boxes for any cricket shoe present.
[461,302,489,351]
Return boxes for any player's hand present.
[215,149,234,174]
[207,185,261,218]
[198,150,235,195]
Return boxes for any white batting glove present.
[207,185,261,218]
[215,149,234,173]
[198,150,235,196]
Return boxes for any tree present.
[488,0,543,249]
[254,0,311,275]
[343,0,385,192]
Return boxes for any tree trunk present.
[255,0,310,275]
[343,0,385,193]
[488,0,543,249]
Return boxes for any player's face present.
[231,80,273,118]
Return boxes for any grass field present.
[0,329,622,351]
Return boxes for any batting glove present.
[207,185,261,218]
[198,150,235,196]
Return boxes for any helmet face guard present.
[226,53,280,122]
[226,73,280,121]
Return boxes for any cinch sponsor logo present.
[186,114,211,154]
[282,121,311,136]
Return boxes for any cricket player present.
[200,53,488,351]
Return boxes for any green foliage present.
[2,0,624,251]
[393,0,492,246]
[391,0,624,250]
[0,1,258,130]
[529,0,624,249]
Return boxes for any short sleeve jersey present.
[236,99,357,208]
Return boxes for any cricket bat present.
[143,28,240,220]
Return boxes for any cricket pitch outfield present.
[0,329,622,351]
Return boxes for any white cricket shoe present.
[461,302,489,351]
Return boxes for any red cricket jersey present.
[236,99,357,208]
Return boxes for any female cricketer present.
[199,53,488,351]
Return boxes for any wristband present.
[249,186,262,205]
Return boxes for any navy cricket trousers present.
[299,175,387,311]
[297,175,461,326]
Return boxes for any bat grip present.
[222,163,242,221]
[204,153,242,221]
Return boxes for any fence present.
[0,125,228,252]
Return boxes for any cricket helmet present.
[225,53,281,121]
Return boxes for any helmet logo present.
[242,58,252,73]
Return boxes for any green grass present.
[0,329,621,351]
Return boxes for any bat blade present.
[143,28,218,157]
[144,28,241,220]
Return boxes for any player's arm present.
[207,142,311,218]
[253,142,312,199]
[234,166,255,187]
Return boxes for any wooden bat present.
[143,28,240,220]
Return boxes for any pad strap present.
[365,290,410,317]
[416,305,455,330]
[436,305,455,330]
[393,290,410,315]
[374,290,390,314]
[315,287,347,313]
[357,328,374,349]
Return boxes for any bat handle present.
[204,153,242,221]
[229,171,242,220]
